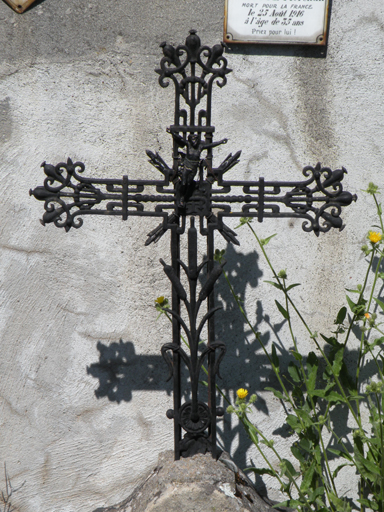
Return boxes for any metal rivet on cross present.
[30,30,356,460]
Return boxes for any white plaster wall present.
[0,0,383,510]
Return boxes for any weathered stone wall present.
[0,0,383,510]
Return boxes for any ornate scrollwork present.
[210,162,356,237]
[280,163,356,235]
[179,402,211,434]
[159,219,226,448]
[156,30,231,96]
[29,30,357,460]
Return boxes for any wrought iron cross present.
[30,30,356,460]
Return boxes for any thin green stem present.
[245,222,363,430]
[373,194,384,233]
[240,416,291,496]
[375,392,384,512]
[223,270,309,433]
[365,250,383,315]
[373,326,384,336]
[356,249,383,414]
[240,413,317,511]
[366,346,384,381]
[283,281,338,498]
[342,251,374,351]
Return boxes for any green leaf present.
[264,280,283,290]
[286,283,301,292]
[354,450,381,481]
[274,500,304,509]
[275,300,289,320]
[291,445,305,463]
[286,414,302,434]
[353,431,364,457]
[308,486,325,502]
[292,385,304,406]
[362,455,381,476]
[279,481,291,494]
[346,294,357,312]
[298,437,312,453]
[339,362,356,394]
[306,351,319,393]
[280,458,299,478]
[357,498,379,511]
[364,336,384,354]
[324,391,347,403]
[291,350,303,361]
[235,217,252,229]
[288,362,301,383]
[331,344,345,377]
[241,417,260,444]
[374,297,384,312]
[311,389,326,398]
[335,306,347,324]
[244,467,276,477]
[313,443,322,465]
[300,460,315,493]
[264,387,285,400]
[329,492,348,510]
[199,380,208,387]
[328,448,353,462]
[261,233,277,246]
[332,462,353,479]
[297,408,313,427]
[320,333,338,347]
[271,344,280,370]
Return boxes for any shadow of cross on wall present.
[86,246,265,405]
[87,340,173,403]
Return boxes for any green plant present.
[223,183,384,511]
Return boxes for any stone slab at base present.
[93,451,293,512]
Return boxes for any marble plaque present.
[3,0,38,13]
[224,0,330,45]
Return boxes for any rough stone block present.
[92,451,291,512]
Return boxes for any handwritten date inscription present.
[224,0,329,45]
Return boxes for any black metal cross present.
[30,30,356,460]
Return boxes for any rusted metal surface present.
[224,0,330,46]
[3,0,38,13]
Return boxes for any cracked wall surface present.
[0,0,383,510]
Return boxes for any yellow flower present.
[155,296,165,305]
[236,388,248,399]
[368,231,382,244]
[364,312,370,319]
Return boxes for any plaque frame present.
[224,0,330,46]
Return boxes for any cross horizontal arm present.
[29,158,177,232]
[209,162,357,236]
[30,158,356,239]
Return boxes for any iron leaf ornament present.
[30,30,356,459]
